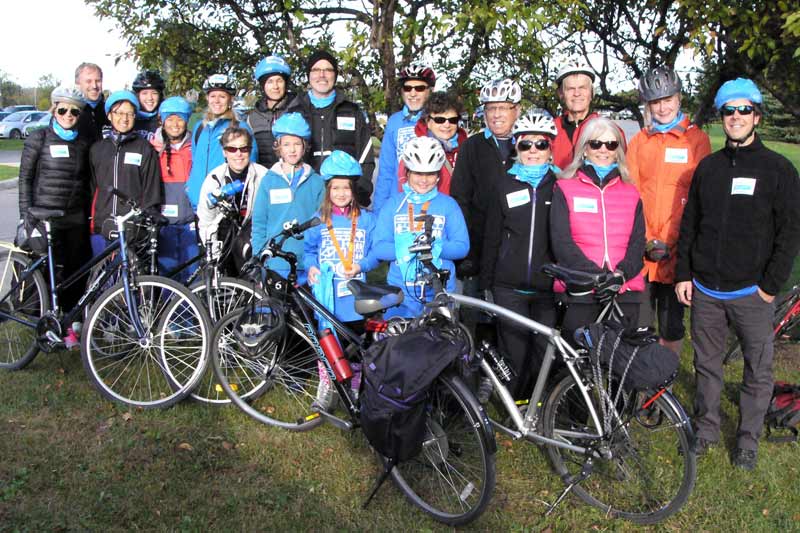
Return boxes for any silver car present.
[0,111,48,139]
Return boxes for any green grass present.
[705,123,800,171]
[0,139,23,151]
[0,166,18,181]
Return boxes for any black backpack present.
[765,382,800,443]
[360,324,469,463]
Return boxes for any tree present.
[36,74,60,110]
[0,70,23,108]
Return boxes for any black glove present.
[595,271,624,303]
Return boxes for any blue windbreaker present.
[373,109,421,212]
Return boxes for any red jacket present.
[396,120,468,196]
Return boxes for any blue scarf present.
[509,162,550,188]
[52,120,78,141]
[309,90,336,109]
[137,109,157,119]
[403,105,422,122]
[402,183,438,204]
[586,162,618,181]
[652,111,685,133]
[429,131,459,153]
[86,99,100,109]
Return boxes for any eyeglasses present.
[310,67,336,76]
[430,116,460,125]
[56,107,81,117]
[223,145,251,154]
[517,139,551,152]
[112,111,135,119]
[720,104,755,117]
[587,140,619,151]
[402,84,428,93]
[485,104,517,114]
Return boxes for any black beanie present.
[306,50,339,78]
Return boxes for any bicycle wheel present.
[542,373,696,524]
[0,249,47,370]
[389,373,496,526]
[189,277,265,404]
[81,275,211,409]
[210,308,324,431]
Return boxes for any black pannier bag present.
[360,324,469,463]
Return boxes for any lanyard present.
[326,214,359,270]
[407,201,431,232]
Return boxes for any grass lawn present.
[0,166,18,181]
[0,139,24,151]
[705,123,800,171]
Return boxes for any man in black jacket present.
[675,78,800,470]
[74,62,108,144]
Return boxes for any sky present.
[1,0,138,90]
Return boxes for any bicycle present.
[209,218,497,526]
[409,216,697,524]
[0,189,211,409]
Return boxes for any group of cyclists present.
[17,49,800,473]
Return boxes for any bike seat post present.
[43,219,59,313]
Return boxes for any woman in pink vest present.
[550,117,646,342]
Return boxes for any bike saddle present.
[28,207,65,221]
[347,280,404,315]
[541,263,606,293]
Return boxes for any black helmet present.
[639,67,681,102]
[232,299,285,355]
[132,70,166,93]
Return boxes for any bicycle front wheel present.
[390,373,496,526]
[81,276,211,409]
[542,373,696,524]
[0,249,47,370]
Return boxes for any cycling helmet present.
[320,150,362,180]
[479,79,522,104]
[272,112,311,140]
[158,96,193,124]
[132,70,166,93]
[401,137,446,173]
[398,63,436,87]
[254,55,291,83]
[639,67,681,102]
[50,85,86,108]
[513,108,558,138]
[104,90,140,115]
[232,299,286,355]
[203,73,236,95]
[556,58,596,85]
[714,78,763,109]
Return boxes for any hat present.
[306,50,339,79]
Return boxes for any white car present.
[0,111,47,139]
[22,113,52,137]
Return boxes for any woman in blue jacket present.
[373,137,469,318]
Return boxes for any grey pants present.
[691,288,775,450]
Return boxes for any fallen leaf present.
[177,442,193,451]
[500,440,513,449]
[121,412,133,422]
[762,509,769,517]
[265,406,276,414]
[540,527,553,533]
[792,513,800,521]
[222,441,233,450]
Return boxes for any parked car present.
[0,111,48,139]
[2,105,36,113]
[0,112,11,122]
[23,113,52,137]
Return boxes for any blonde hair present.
[559,117,630,182]
[320,178,360,225]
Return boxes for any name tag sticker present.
[664,147,689,164]
[731,177,756,196]
[506,189,531,208]
[124,152,142,166]
[270,188,293,204]
[337,116,356,131]
[573,197,598,213]
[49,145,69,158]
[337,280,352,298]
[161,204,178,218]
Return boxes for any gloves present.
[595,271,624,303]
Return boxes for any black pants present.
[561,300,641,347]
[492,286,557,400]
[51,225,91,313]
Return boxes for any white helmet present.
[556,58,596,85]
[401,137,446,173]
[51,85,86,108]
[480,79,522,104]
[513,108,558,138]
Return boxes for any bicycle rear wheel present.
[0,249,47,370]
[389,373,496,526]
[542,373,696,524]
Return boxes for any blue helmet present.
[272,112,311,140]
[159,96,193,124]
[254,55,292,83]
[714,78,763,110]
[320,150,362,180]
[105,90,140,115]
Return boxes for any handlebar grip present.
[296,216,322,234]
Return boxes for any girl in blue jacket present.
[305,151,378,328]
[373,137,469,318]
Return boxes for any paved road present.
[0,150,21,165]
[0,185,19,241]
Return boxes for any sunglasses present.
[430,116,460,125]
[56,107,81,117]
[223,145,251,154]
[402,85,428,93]
[720,104,755,117]
[587,140,620,151]
[517,139,551,152]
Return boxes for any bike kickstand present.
[545,459,593,516]
[362,460,395,509]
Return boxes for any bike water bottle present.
[318,328,353,382]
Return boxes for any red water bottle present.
[318,328,353,382]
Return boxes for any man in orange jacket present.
[628,66,711,354]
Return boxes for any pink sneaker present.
[63,328,80,351]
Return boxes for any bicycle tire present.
[542,373,696,524]
[389,372,496,526]
[188,277,266,404]
[0,249,47,370]
[81,275,211,409]
[210,308,324,431]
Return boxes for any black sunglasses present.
[517,139,551,152]
[402,85,428,93]
[430,116,460,125]
[56,107,81,117]
[587,140,620,151]
[223,145,251,154]
[720,104,755,117]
